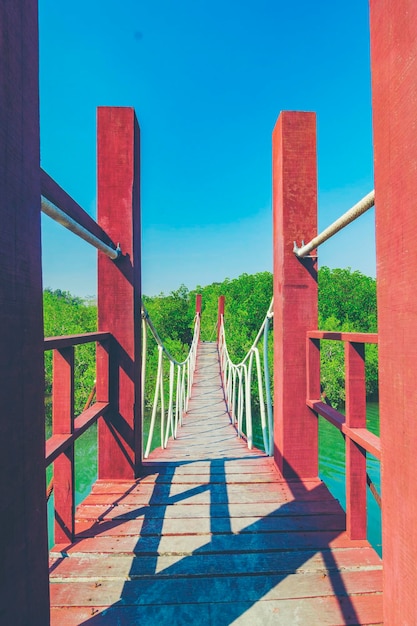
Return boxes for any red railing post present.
[306,337,321,403]
[217,295,225,342]
[52,347,75,543]
[195,294,202,316]
[345,341,367,539]
[272,111,318,479]
[97,107,142,479]
[370,2,417,622]
[0,1,50,622]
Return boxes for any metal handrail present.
[294,190,375,257]
[41,196,120,260]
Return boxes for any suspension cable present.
[293,190,375,258]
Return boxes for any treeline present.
[43,266,378,415]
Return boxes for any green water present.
[47,405,382,557]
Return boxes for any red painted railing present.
[306,331,380,540]
[44,332,112,545]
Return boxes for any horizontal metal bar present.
[294,190,375,257]
[307,331,378,344]
[41,196,120,260]
[41,169,114,246]
[44,331,112,351]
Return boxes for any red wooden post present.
[345,342,367,539]
[53,348,75,544]
[97,107,142,479]
[370,1,417,622]
[0,1,50,622]
[217,295,225,342]
[195,293,202,316]
[273,111,318,479]
[306,337,321,403]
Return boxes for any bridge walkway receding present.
[49,342,382,625]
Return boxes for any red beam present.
[97,107,142,479]
[0,2,50,622]
[273,111,318,479]
[307,400,345,430]
[45,402,110,466]
[370,1,417,622]
[307,331,378,344]
[307,400,381,460]
[44,331,111,351]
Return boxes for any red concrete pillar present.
[272,111,318,479]
[97,107,142,479]
[0,2,50,623]
[370,2,417,623]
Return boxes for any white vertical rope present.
[142,306,200,458]
[218,299,274,456]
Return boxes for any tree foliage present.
[43,266,378,419]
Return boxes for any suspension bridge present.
[2,2,417,625]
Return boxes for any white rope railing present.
[218,299,274,456]
[141,305,200,458]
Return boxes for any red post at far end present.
[217,295,225,342]
[195,294,202,315]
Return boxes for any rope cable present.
[218,298,274,456]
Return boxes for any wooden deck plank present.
[72,498,345,521]
[50,570,382,605]
[49,342,383,624]
[50,593,383,626]
[74,512,347,537]
[50,548,381,580]
[51,531,377,557]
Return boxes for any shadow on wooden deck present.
[50,457,382,625]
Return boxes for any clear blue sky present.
[39,0,375,298]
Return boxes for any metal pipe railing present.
[41,196,120,260]
[293,190,375,258]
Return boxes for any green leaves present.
[318,267,378,406]
[43,289,97,416]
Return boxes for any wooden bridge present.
[2,2,417,625]
[49,342,382,624]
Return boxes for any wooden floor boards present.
[49,342,382,625]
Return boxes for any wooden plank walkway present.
[49,342,383,625]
